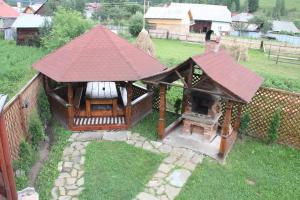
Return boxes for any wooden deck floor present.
[74,116,126,126]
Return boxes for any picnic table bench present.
[85,82,118,117]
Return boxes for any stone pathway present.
[51,131,204,200]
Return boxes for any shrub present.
[0,31,4,40]
[267,109,281,144]
[38,89,51,125]
[239,112,251,137]
[174,98,182,114]
[128,12,144,36]
[29,110,45,149]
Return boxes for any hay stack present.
[221,42,249,62]
[136,29,155,57]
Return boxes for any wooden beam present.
[182,61,194,113]
[234,104,243,132]
[67,83,74,129]
[175,70,188,88]
[219,101,233,157]
[158,84,166,139]
[126,82,133,127]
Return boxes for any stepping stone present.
[76,131,104,141]
[136,192,159,200]
[166,169,191,187]
[165,185,181,200]
[103,131,128,141]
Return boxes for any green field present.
[176,137,300,200]
[152,39,300,93]
[80,142,164,200]
[0,40,46,98]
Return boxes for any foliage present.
[44,0,86,15]
[249,14,272,33]
[267,109,281,144]
[176,137,300,199]
[0,40,46,99]
[128,12,144,36]
[29,110,45,149]
[272,0,286,19]
[41,7,93,51]
[239,111,251,136]
[248,0,259,12]
[167,86,183,112]
[13,140,37,190]
[37,89,51,125]
[174,98,182,114]
[0,31,4,40]
[130,111,178,140]
[36,123,72,200]
[80,142,164,200]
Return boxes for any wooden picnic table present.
[85,82,118,117]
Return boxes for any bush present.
[128,12,144,36]
[267,109,281,144]
[29,110,45,149]
[174,98,182,114]
[239,112,251,137]
[0,31,4,40]
[38,89,51,125]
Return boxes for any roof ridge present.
[102,26,141,80]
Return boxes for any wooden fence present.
[149,30,300,50]
[266,44,300,65]
[2,74,42,160]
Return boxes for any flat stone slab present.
[75,132,103,141]
[166,169,191,187]
[102,131,128,141]
[136,192,159,200]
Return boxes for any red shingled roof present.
[0,0,19,18]
[33,25,166,82]
[192,49,263,103]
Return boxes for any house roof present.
[33,25,167,82]
[232,12,254,23]
[170,3,231,23]
[11,14,51,28]
[0,0,19,18]
[145,5,191,20]
[191,49,263,103]
[272,20,300,33]
[24,3,44,13]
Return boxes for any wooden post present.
[219,101,233,157]
[43,75,51,93]
[234,105,243,132]
[158,84,166,139]
[0,95,17,200]
[181,61,194,113]
[17,96,28,138]
[126,82,133,127]
[67,83,74,129]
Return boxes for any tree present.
[273,0,286,19]
[248,0,259,13]
[44,0,86,15]
[41,8,93,51]
[99,0,130,25]
[129,12,144,36]
[249,14,272,33]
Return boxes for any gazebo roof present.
[145,48,263,103]
[33,25,167,82]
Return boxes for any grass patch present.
[0,40,46,99]
[130,111,179,140]
[35,122,72,200]
[176,137,300,200]
[80,141,164,200]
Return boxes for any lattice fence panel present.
[219,87,300,149]
[132,84,147,101]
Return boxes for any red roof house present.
[0,0,19,18]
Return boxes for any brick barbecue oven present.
[182,91,223,140]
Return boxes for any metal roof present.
[232,12,254,23]
[0,94,7,113]
[33,25,167,82]
[145,3,231,23]
[11,14,51,28]
[272,20,300,33]
[0,0,19,18]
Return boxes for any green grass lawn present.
[152,39,300,92]
[0,40,46,98]
[79,141,164,200]
[176,137,300,200]
[130,111,179,140]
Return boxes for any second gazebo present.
[33,25,167,131]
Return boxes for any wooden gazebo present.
[144,44,263,158]
[33,25,166,131]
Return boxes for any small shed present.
[144,43,263,159]
[33,25,167,131]
[11,14,51,45]
[0,0,19,39]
